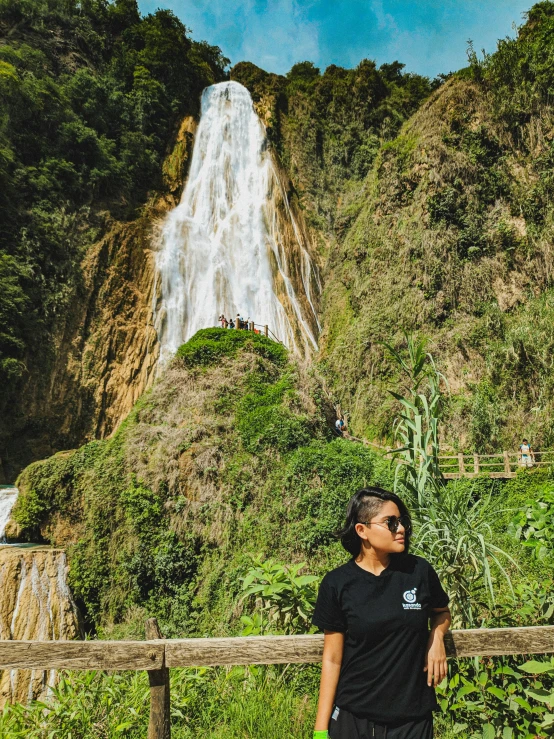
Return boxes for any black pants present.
[328,706,433,739]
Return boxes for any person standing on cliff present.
[312,487,451,739]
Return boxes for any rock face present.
[0,547,82,706]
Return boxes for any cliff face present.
[0,0,227,481]
[3,120,196,480]
[0,546,82,705]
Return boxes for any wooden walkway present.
[438,450,554,479]
[338,429,553,480]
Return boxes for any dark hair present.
[338,486,411,557]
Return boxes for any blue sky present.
[137,0,532,79]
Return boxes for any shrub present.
[508,488,554,561]
[176,328,288,367]
[286,438,389,552]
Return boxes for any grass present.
[0,666,476,738]
[0,667,318,739]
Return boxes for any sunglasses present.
[359,515,412,535]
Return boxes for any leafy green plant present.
[436,655,554,738]
[384,336,515,626]
[383,333,445,502]
[285,438,390,553]
[239,557,319,635]
[415,482,516,627]
[487,580,554,628]
[508,490,554,561]
[176,328,287,368]
[0,664,318,739]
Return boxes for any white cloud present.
[141,0,320,73]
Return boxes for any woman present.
[312,487,451,739]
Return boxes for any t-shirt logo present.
[402,588,421,610]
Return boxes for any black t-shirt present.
[312,554,449,723]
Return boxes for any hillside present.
[13,329,388,635]
[317,4,554,451]
[232,2,554,453]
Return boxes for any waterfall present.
[153,81,319,363]
[0,548,81,705]
[0,487,18,542]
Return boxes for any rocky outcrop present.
[0,546,82,705]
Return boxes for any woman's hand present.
[424,607,451,687]
[424,629,447,687]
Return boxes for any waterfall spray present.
[153,81,319,363]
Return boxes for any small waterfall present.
[0,487,18,542]
[153,81,319,363]
[0,548,81,705]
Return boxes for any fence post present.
[458,453,465,476]
[249,321,254,331]
[236,314,240,330]
[474,453,480,475]
[145,618,170,739]
[503,451,511,476]
[264,325,268,337]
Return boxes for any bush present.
[176,328,288,367]
[286,438,391,552]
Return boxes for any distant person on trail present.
[312,487,451,739]
[518,438,535,468]
[335,418,345,436]
[219,314,226,328]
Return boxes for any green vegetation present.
[315,1,554,451]
[232,58,436,235]
[0,666,318,738]
[5,2,554,737]
[176,328,287,367]
[9,330,554,738]
[0,0,227,469]
[13,330,386,635]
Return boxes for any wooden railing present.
[438,450,554,479]
[2,620,554,738]
[229,314,282,343]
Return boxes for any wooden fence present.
[1,620,553,738]
[438,450,554,479]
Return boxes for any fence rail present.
[438,450,554,479]
[218,316,283,343]
[2,622,554,738]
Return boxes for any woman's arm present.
[424,607,451,687]
[314,630,345,732]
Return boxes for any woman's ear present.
[355,522,368,540]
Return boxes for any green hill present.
[232,3,554,453]
[13,329,388,635]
